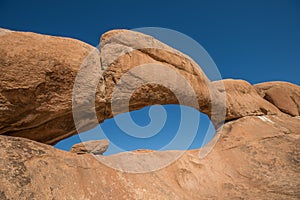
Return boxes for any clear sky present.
[1,0,299,154]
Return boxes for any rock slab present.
[70,140,109,155]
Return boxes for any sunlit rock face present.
[0,28,299,199]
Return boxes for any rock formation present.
[0,28,299,199]
[0,28,217,144]
[70,140,109,155]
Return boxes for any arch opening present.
[55,104,216,155]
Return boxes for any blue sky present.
[1,0,299,154]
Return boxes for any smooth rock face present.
[0,114,299,199]
[255,81,300,116]
[70,140,109,155]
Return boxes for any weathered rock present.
[70,140,109,155]
[0,28,104,145]
[100,29,214,116]
[0,114,299,199]
[0,28,223,144]
[254,81,300,116]
[2,28,293,145]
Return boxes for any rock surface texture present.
[0,28,299,199]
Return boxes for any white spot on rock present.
[258,116,274,124]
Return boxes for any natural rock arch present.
[0,28,286,145]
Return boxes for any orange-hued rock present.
[255,81,300,116]
[2,28,295,145]
[0,28,104,145]
[100,29,213,115]
[0,28,223,144]
[0,114,299,199]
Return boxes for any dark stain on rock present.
[287,149,300,173]
[259,107,268,115]
[0,191,9,200]
[7,159,31,187]
[0,136,48,188]
[9,138,46,157]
